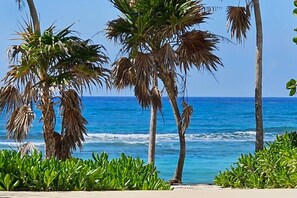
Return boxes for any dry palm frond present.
[177,30,222,73]
[112,57,136,89]
[134,52,154,108]
[134,83,151,108]
[0,85,23,115]
[18,142,38,157]
[157,43,177,72]
[60,90,87,151]
[60,89,82,111]
[226,6,251,43]
[181,101,193,135]
[23,81,37,105]
[53,131,71,160]
[150,86,162,111]
[6,105,35,142]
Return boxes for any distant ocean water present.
[1,97,297,184]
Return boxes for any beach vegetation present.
[106,0,222,184]
[0,150,170,191]
[225,0,264,151]
[214,132,297,188]
[0,0,110,159]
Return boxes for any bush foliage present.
[214,132,297,188]
[0,150,170,191]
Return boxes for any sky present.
[0,0,295,97]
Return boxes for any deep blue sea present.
[1,97,297,184]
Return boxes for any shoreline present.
[1,185,297,198]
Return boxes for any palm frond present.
[0,85,23,115]
[150,86,162,111]
[18,142,38,157]
[160,0,209,37]
[134,52,154,108]
[56,39,110,93]
[60,90,87,151]
[177,30,222,73]
[106,18,133,45]
[226,6,251,43]
[157,43,177,73]
[6,105,35,142]
[15,0,24,10]
[181,101,193,135]
[112,57,136,89]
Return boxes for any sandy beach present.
[0,185,297,198]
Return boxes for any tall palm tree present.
[107,0,222,183]
[0,23,109,159]
[226,0,264,151]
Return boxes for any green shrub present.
[214,132,297,188]
[0,150,171,191]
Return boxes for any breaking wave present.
[0,131,278,147]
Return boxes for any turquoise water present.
[0,97,297,184]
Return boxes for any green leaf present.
[290,88,296,96]
[3,174,12,191]
[286,79,296,89]
[293,8,297,15]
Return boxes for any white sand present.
[0,185,297,198]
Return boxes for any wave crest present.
[0,131,276,146]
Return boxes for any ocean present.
[0,97,297,184]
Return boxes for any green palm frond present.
[60,90,87,151]
[226,6,251,43]
[6,105,35,142]
[112,57,136,89]
[0,86,23,115]
[106,18,133,45]
[160,0,209,37]
[177,30,222,73]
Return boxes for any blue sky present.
[0,0,295,97]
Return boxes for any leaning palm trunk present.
[167,86,185,184]
[161,75,185,184]
[253,0,264,151]
[26,0,40,33]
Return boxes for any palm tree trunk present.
[161,75,185,184]
[41,87,56,158]
[148,103,157,163]
[26,0,40,33]
[148,76,158,164]
[253,0,264,152]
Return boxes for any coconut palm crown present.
[107,0,222,183]
[0,22,109,159]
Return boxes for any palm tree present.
[226,0,264,151]
[0,23,109,159]
[107,0,222,183]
